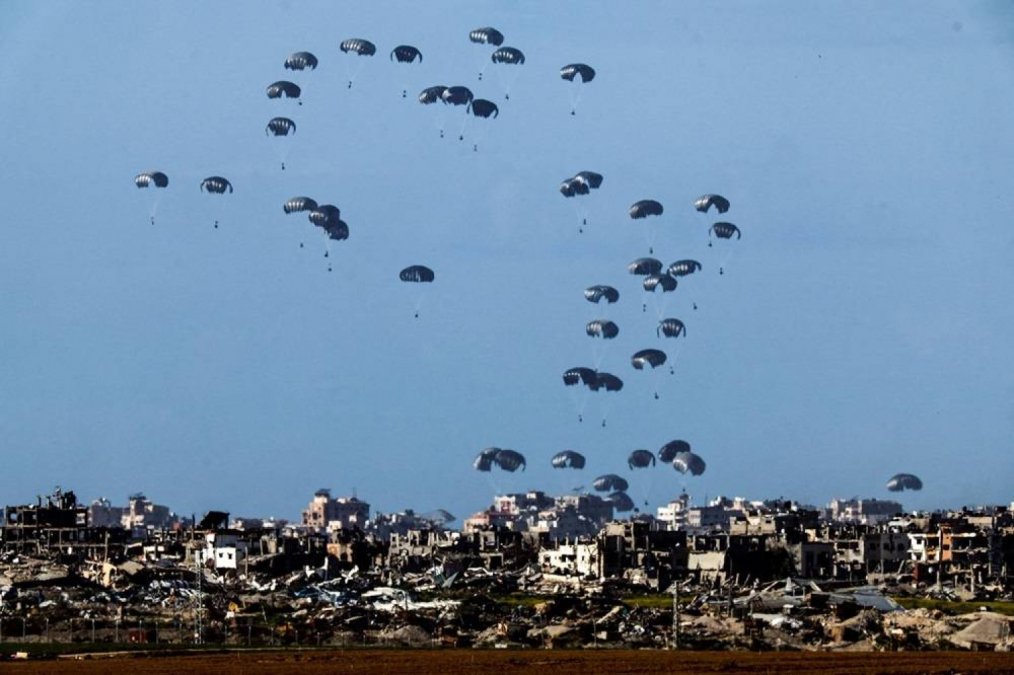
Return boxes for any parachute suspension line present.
[568,85,584,116]
[343,59,367,90]
[457,113,472,143]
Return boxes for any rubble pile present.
[2,488,1013,653]
[2,553,1012,652]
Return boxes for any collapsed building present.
[1,486,1013,653]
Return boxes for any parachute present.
[628,257,663,276]
[308,204,340,228]
[200,177,232,194]
[631,349,666,370]
[399,265,435,282]
[560,178,590,197]
[563,367,597,387]
[657,318,687,339]
[266,81,301,100]
[560,171,602,214]
[491,47,525,65]
[627,449,656,469]
[468,99,499,118]
[561,64,595,114]
[473,447,500,472]
[324,221,349,241]
[584,285,619,304]
[643,274,677,293]
[200,177,232,228]
[710,222,741,240]
[574,171,603,189]
[608,491,635,513]
[135,171,168,189]
[668,260,702,277]
[135,171,169,224]
[441,86,474,106]
[469,27,505,46]
[672,451,706,476]
[308,205,348,243]
[284,197,318,214]
[886,473,923,492]
[419,86,448,104]
[593,474,629,493]
[489,47,525,100]
[658,440,691,464]
[340,39,376,56]
[586,320,619,339]
[629,200,663,219]
[694,194,730,214]
[284,51,318,70]
[551,450,586,470]
[560,63,595,83]
[390,45,422,63]
[266,117,296,136]
[589,372,623,391]
[493,448,526,472]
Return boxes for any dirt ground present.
[5,649,1014,675]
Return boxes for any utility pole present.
[666,578,681,650]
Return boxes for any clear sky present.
[1,2,1012,523]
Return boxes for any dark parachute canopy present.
[468,99,499,118]
[586,320,619,339]
[631,349,667,370]
[643,274,677,293]
[627,449,656,470]
[551,450,586,470]
[668,260,702,277]
[491,47,525,64]
[493,449,526,472]
[340,38,376,56]
[390,45,422,63]
[574,171,603,189]
[593,474,629,493]
[673,451,706,476]
[584,285,619,304]
[419,86,448,104]
[473,447,500,472]
[694,194,731,214]
[608,491,635,513]
[308,204,340,227]
[560,171,603,197]
[441,86,474,106]
[657,318,687,339]
[324,222,349,241]
[266,117,296,136]
[559,178,589,197]
[285,51,318,70]
[710,222,741,240]
[135,171,168,189]
[469,27,505,46]
[308,205,349,240]
[284,196,318,214]
[563,367,597,387]
[628,257,663,276]
[266,81,301,99]
[630,200,663,219]
[560,63,595,83]
[658,440,691,464]
[200,176,232,194]
[399,265,435,283]
[590,372,623,392]
[886,473,923,492]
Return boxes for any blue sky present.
[1,2,1012,522]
